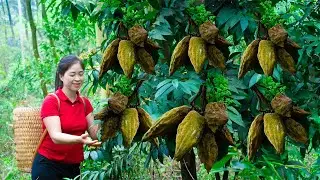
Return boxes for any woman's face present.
[60,62,84,92]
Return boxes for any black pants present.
[31,153,80,180]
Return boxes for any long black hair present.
[55,55,84,91]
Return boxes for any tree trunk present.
[5,0,15,37]
[180,149,197,180]
[41,2,58,61]
[17,0,25,60]
[0,0,8,42]
[22,0,29,40]
[25,0,48,97]
[26,0,40,59]
[17,0,27,96]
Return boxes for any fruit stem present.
[251,85,272,110]
[128,79,145,107]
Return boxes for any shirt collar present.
[56,88,81,103]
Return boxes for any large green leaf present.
[216,7,237,26]
[157,79,172,89]
[179,82,192,95]
[149,29,165,40]
[172,79,179,89]
[155,83,173,99]
[249,73,263,88]
[155,25,172,35]
[212,154,233,170]
[224,13,241,31]
[227,106,245,127]
[240,17,249,32]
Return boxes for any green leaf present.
[71,4,79,21]
[227,106,245,127]
[273,65,281,81]
[240,17,249,32]
[160,143,169,156]
[315,45,320,55]
[161,8,174,16]
[216,7,237,26]
[232,94,247,100]
[311,110,320,125]
[147,0,160,9]
[228,84,238,93]
[149,29,165,40]
[99,172,106,180]
[74,2,86,12]
[61,4,71,16]
[129,143,137,155]
[303,35,318,41]
[229,78,248,89]
[154,15,169,26]
[93,171,100,180]
[92,69,99,82]
[90,151,98,160]
[155,25,172,35]
[212,154,233,170]
[180,82,192,95]
[144,153,152,168]
[161,86,175,98]
[155,83,172,99]
[88,172,96,180]
[229,52,241,60]
[249,73,262,88]
[231,161,251,170]
[172,79,179,89]
[231,23,243,43]
[84,151,89,159]
[157,79,172,89]
[151,148,159,161]
[224,14,241,30]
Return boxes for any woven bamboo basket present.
[13,107,43,173]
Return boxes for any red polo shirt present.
[38,88,93,164]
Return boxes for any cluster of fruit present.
[99,25,160,79]
[248,94,310,160]
[169,21,231,75]
[239,24,300,78]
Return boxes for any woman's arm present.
[86,112,100,140]
[43,116,98,145]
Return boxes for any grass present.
[0,111,31,180]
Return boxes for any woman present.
[31,55,101,180]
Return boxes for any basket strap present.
[48,93,60,111]
[79,96,86,115]
[32,93,60,164]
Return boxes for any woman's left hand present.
[80,133,100,145]
[88,141,102,147]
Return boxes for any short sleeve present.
[41,95,59,119]
[83,97,93,116]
